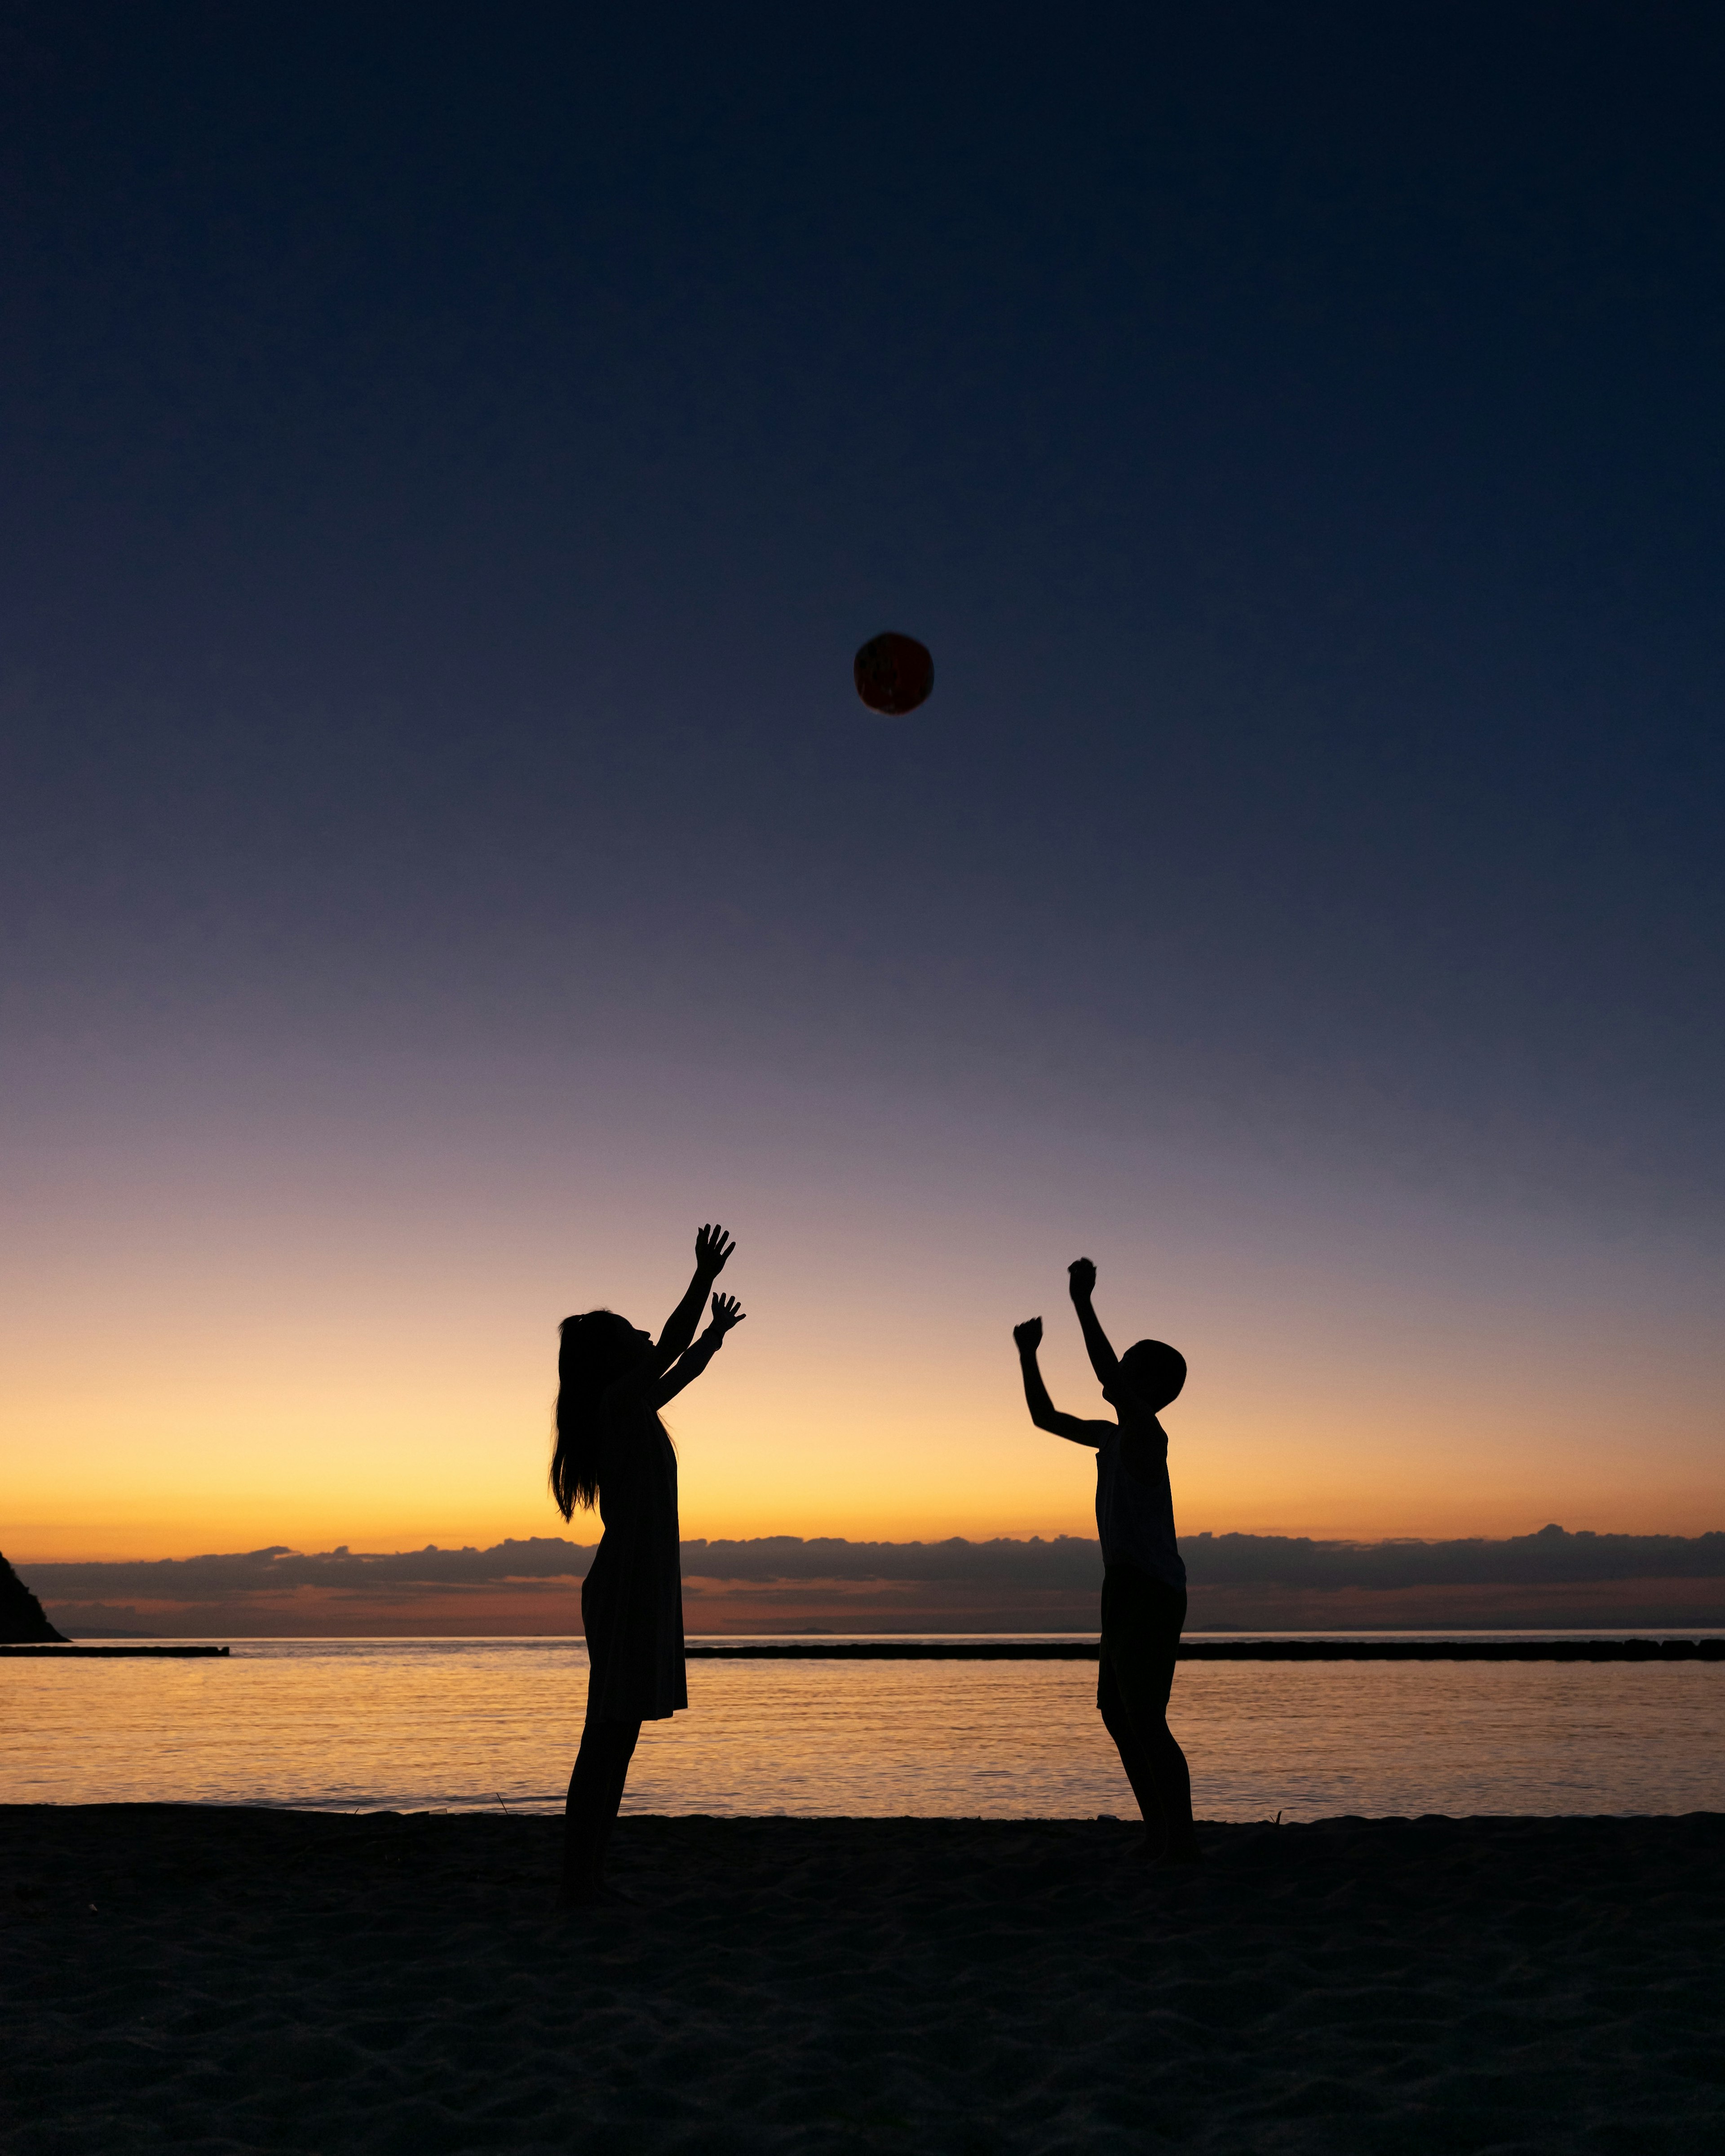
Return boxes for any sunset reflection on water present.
[5,1638,1723,1820]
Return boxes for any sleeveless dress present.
[579,1402,688,1722]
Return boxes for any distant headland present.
[1,1551,69,1643]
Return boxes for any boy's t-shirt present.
[1095,1421,1186,1590]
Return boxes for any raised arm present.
[657,1293,745,1407]
[1013,1318,1112,1448]
[656,1223,735,1370]
[612,1224,736,1407]
[1067,1257,1119,1388]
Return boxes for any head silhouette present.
[550,1310,651,1518]
[1109,1339,1187,1416]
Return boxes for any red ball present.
[854,631,934,715]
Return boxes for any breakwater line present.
[687,1638,1725,1662]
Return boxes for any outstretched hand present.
[1068,1257,1097,1300]
[709,1292,746,1336]
[1013,1317,1043,1354]
[695,1223,736,1277]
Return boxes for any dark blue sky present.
[6,0,1723,1220]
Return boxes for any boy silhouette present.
[1014,1257,1199,1864]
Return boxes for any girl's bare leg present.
[559,1717,641,1905]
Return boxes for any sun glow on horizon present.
[5,1048,1721,1570]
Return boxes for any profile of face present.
[602,1315,653,1364]
[592,1314,649,1347]
[559,1310,655,1390]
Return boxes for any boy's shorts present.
[1097,1563,1187,1725]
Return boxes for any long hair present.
[550,1310,646,1519]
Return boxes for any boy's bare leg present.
[1139,1716,1200,1863]
[1102,1651,1201,1864]
[1100,1682,1168,1849]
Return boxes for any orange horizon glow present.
[6,1054,1722,1572]
[9,1343,1722,1567]
[9,1297,1723,1564]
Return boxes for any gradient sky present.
[4,3,1722,1563]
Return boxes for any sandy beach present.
[3,1807,1722,2153]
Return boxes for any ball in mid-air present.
[854,631,934,715]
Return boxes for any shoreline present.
[9,1633,1725,1661]
[4,1806,1721,2152]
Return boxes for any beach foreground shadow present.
[4,1807,1722,2153]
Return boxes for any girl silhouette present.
[550,1222,744,1907]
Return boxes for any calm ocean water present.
[5,1636,1723,1820]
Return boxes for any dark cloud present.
[22,1526,1724,1610]
[21,1539,596,1603]
[1185,1526,1725,1589]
